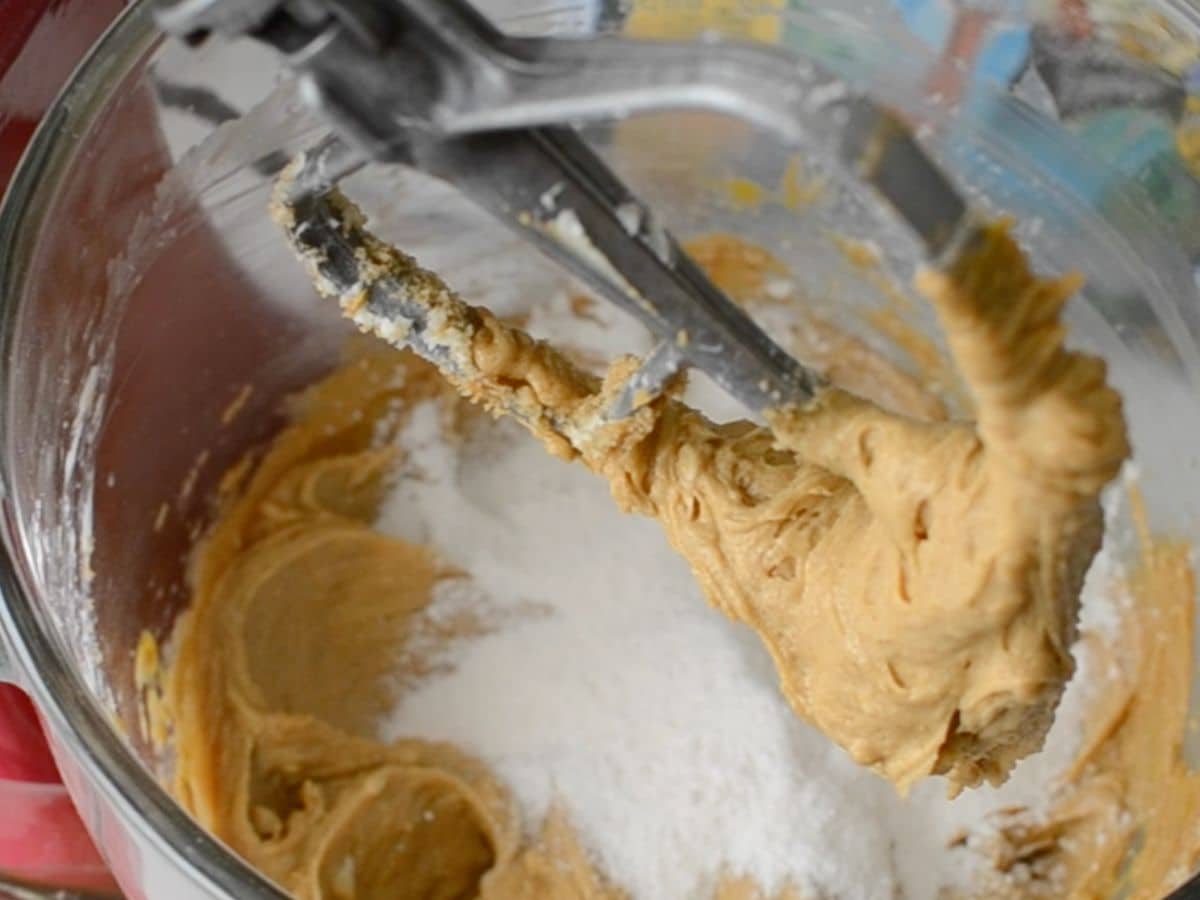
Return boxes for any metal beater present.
[155,0,978,416]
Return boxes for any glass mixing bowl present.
[3,0,1200,897]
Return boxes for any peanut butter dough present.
[167,350,636,899]
[164,208,1135,898]
[306,207,1128,792]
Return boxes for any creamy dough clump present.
[623,229,1129,791]
[352,220,1128,792]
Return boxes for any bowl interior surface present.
[4,0,1200,895]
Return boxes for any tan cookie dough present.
[164,349,637,899]
[318,212,1128,792]
[161,212,1136,898]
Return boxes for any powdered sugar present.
[374,291,1124,899]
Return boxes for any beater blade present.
[158,0,976,417]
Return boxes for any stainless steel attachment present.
[155,0,973,414]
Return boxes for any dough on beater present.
[327,217,1128,792]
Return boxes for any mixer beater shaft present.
[157,0,978,415]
